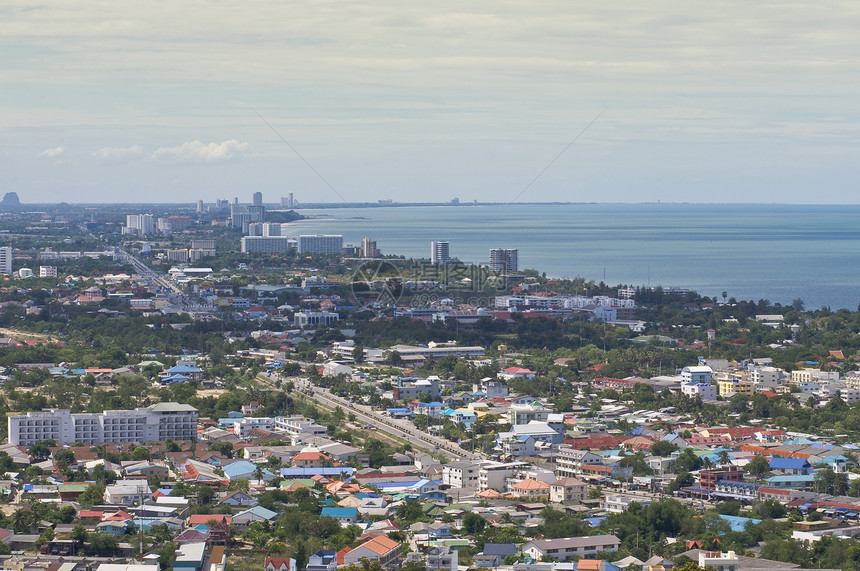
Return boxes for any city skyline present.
[3,2,860,204]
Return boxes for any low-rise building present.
[442,461,481,489]
[522,535,620,562]
[8,403,197,447]
[681,382,718,401]
[550,477,588,503]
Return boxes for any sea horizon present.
[284,203,860,311]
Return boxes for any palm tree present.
[12,508,35,534]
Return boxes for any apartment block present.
[298,235,343,255]
[8,402,197,447]
[0,246,11,275]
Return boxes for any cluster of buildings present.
[429,241,519,273]
[122,214,195,236]
[669,357,860,404]
[241,234,344,255]
[1,246,118,276]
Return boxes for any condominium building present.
[241,236,294,254]
[191,240,216,250]
[489,248,518,273]
[298,235,343,255]
[167,249,190,263]
[0,246,11,275]
[8,402,197,447]
[252,191,263,207]
[262,223,282,237]
[124,214,155,236]
[430,241,450,264]
[360,237,380,258]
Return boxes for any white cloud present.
[151,139,249,163]
[39,146,64,158]
[93,145,144,161]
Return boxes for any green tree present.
[132,446,151,461]
[71,524,88,548]
[746,455,771,479]
[650,440,678,457]
[668,472,695,493]
[673,448,703,473]
[462,512,486,534]
[79,483,106,506]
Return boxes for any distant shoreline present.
[4,201,859,208]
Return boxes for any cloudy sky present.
[2,1,859,204]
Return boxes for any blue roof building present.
[321,507,358,523]
[717,514,762,532]
[768,457,811,474]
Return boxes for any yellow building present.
[718,378,754,397]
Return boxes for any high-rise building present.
[191,240,216,250]
[361,237,380,258]
[431,241,450,264]
[241,236,294,253]
[252,192,263,207]
[298,235,343,255]
[156,218,173,235]
[196,200,204,212]
[489,249,518,273]
[125,214,155,236]
[231,204,263,227]
[0,246,12,275]
[262,223,282,237]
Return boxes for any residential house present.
[233,506,278,530]
[219,490,258,508]
[306,550,337,571]
[291,450,330,468]
[265,558,297,571]
[404,545,458,571]
[550,477,588,503]
[474,543,518,568]
[339,535,402,568]
[321,506,358,524]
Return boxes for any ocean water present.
[284,203,860,310]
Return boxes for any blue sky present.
[2,1,860,204]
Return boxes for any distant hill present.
[1,192,20,206]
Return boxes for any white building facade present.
[8,402,197,447]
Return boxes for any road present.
[118,247,213,311]
[282,375,480,462]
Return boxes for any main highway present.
[270,373,480,462]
